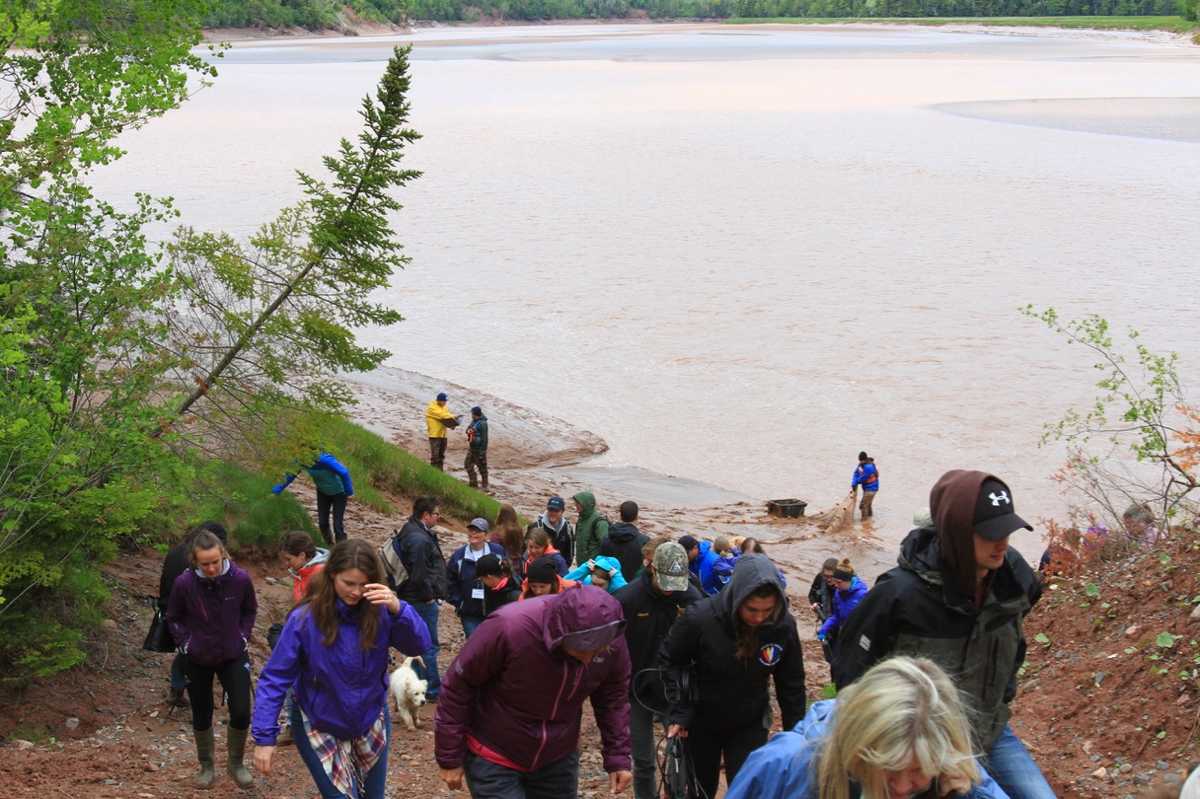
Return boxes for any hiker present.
[833,470,1051,799]
[816,559,868,671]
[527,496,576,565]
[615,539,703,799]
[474,555,522,616]
[521,554,577,598]
[850,451,879,519]
[252,540,431,799]
[807,558,838,621]
[659,554,806,799]
[392,496,449,701]
[165,530,258,789]
[465,406,489,491]
[426,391,459,471]
[157,521,228,709]
[448,518,506,638]
[272,451,354,545]
[703,535,738,595]
[725,656,1009,799]
[1123,503,1162,545]
[280,531,329,606]
[565,555,627,594]
[678,534,719,595]
[523,528,569,577]
[491,503,526,581]
[573,491,610,566]
[434,586,633,798]
[600,501,650,583]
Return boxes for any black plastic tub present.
[767,498,807,518]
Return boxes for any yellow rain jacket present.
[426,400,457,439]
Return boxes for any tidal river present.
[91,23,1200,557]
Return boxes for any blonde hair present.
[817,657,980,799]
[714,535,732,555]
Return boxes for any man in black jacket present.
[614,538,702,799]
[659,554,805,799]
[392,496,449,701]
[833,470,1051,799]
[157,521,228,707]
[599,500,649,583]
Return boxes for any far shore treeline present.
[204,0,1196,28]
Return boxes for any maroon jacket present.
[434,585,632,773]
[166,561,257,667]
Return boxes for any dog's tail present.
[402,655,426,670]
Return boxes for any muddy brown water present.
[89,23,1200,574]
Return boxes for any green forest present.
[203,0,1195,25]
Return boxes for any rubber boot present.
[226,726,254,788]
[194,727,216,788]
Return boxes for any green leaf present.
[1085,583,1100,599]
[1156,730,1167,740]
[1157,632,1181,648]
[1034,633,1051,646]
[1125,647,1138,655]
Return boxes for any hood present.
[537,513,567,534]
[304,548,330,571]
[930,469,993,600]
[573,491,597,518]
[194,558,232,581]
[898,527,943,583]
[608,522,640,542]
[898,525,1036,610]
[589,556,623,576]
[840,576,868,597]
[542,584,625,654]
[719,554,786,621]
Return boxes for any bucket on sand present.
[767,498,807,518]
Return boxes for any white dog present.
[389,656,428,731]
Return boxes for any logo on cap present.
[989,490,1011,507]
[758,643,784,667]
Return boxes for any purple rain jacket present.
[166,560,257,667]
[434,585,632,774]
[251,598,431,744]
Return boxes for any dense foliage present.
[204,0,407,27]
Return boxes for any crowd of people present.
[153,403,1118,799]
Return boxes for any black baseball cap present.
[974,478,1033,541]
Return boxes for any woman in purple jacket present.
[165,529,258,789]
[252,539,431,799]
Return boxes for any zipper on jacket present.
[533,661,570,769]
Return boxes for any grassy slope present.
[725,15,1199,33]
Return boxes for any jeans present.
[629,700,658,799]
[687,723,767,799]
[461,615,484,638]
[292,702,390,799]
[465,751,579,799]
[169,652,188,691]
[182,654,252,732]
[317,491,348,544]
[984,725,1055,799]
[412,600,442,698]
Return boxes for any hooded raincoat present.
[598,522,649,583]
[832,470,1041,752]
[572,492,610,567]
[166,561,257,667]
[291,548,330,604]
[658,554,806,732]
[434,586,632,774]
[564,556,628,594]
[817,576,868,641]
[252,599,431,745]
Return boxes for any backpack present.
[379,530,409,590]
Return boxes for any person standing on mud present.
[833,470,1052,799]
[816,559,867,670]
[465,406,489,491]
[600,501,649,583]
[165,530,258,789]
[659,554,806,799]
[614,539,703,799]
[392,496,450,701]
[807,558,838,621]
[434,585,633,799]
[490,503,527,582]
[573,491,610,567]
[447,518,506,638]
[528,495,575,565]
[252,540,431,799]
[850,451,879,519]
[426,391,460,471]
[272,450,355,545]
[157,521,228,709]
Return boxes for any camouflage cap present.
[652,541,690,593]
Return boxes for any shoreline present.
[203,16,1200,47]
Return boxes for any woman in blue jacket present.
[816,559,868,663]
[252,539,431,799]
[725,657,1008,799]
[273,451,355,544]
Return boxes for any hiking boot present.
[226,726,254,788]
[193,727,216,789]
[168,686,190,708]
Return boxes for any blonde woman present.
[725,657,1008,799]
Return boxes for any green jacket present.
[572,491,609,567]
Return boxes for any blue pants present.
[984,725,1055,799]
[460,615,484,638]
[412,600,441,698]
[292,702,390,799]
